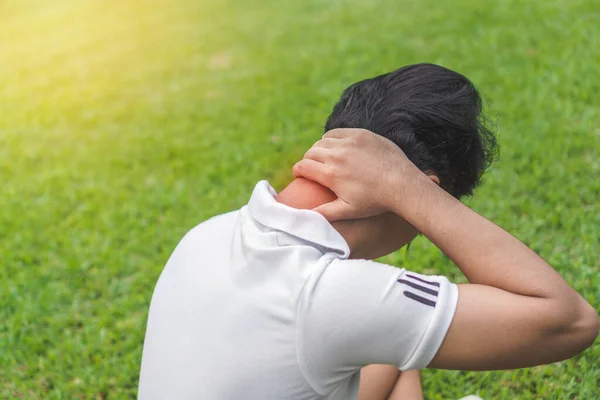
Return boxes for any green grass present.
[1,0,598,398]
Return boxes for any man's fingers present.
[322,129,349,139]
[323,128,367,139]
[292,158,332,187]
[303,147,330,164]
[312,199,352,222]
[311,137,340,149]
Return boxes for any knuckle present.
[297,159,309,170]
[356,131,370,143]
[355,129,368,138]
[316,138,329,149]
[323,129,337,138]
[349,136,362,147]
[323,167,336,181]
[330,149,344,162]
[352,131,365,141]
[305,148,321,160]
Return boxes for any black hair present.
[324,63,498,199]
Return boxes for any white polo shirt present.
[138,180,458,400]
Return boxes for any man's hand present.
[292,128,427,221]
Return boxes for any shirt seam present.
[295,259,334,397]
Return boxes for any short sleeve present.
[297,258,458,394]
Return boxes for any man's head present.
[278,63,498,259]
[325,63,498,199]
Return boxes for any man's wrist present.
[385,167,436,217]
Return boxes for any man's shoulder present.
[179,209,241,244]
[323,258,401,277]
[191,209,240,230]
[301,258,404,306]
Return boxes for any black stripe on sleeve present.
[405,273,441,287]
[397,279,439,297]
[403,291,436,308]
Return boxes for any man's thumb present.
[312,199,351,222]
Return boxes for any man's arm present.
[389,173,598,369]
[294,128,599,370]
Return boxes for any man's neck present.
[274,178,337,210]
[275,178,361,256]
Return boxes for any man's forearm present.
[389,172,581,303]
[387,370,423,400]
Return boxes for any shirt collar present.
[246,180,350,258]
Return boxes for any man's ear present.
[427,174,440,186]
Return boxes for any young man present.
[138,64,598,399]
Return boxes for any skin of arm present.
[358,367,424,400]
[387,370,423,400]
[389,169,599,369]
[293,128,599,371]
[357,365,400,400]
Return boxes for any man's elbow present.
[557,299,599,356]
[574,301,600,349]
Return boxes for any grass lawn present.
[1,0,598,398]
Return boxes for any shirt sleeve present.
[297,258,458,393]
